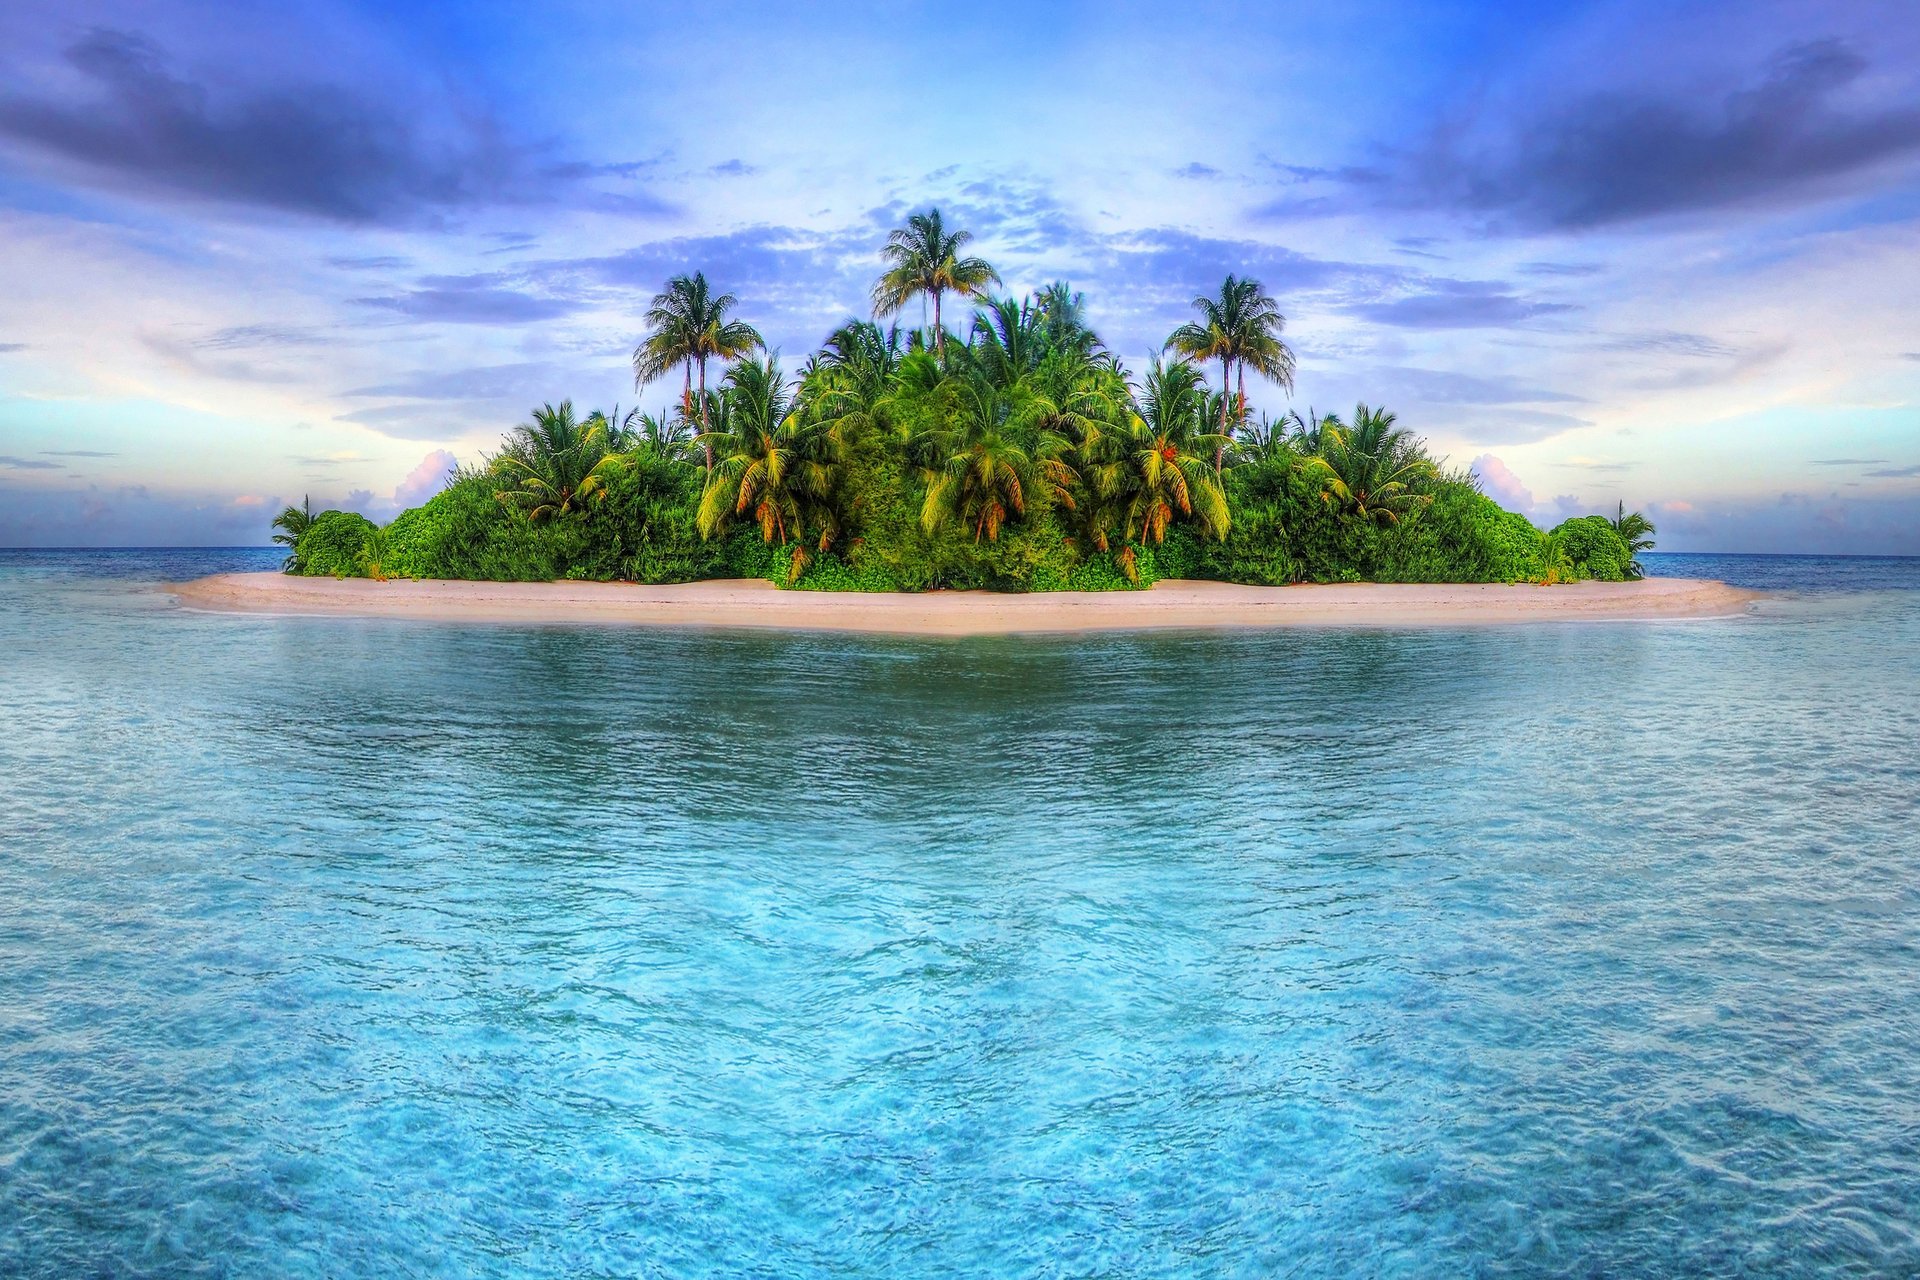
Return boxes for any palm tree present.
[697,357,846,580]
[969,295,1047,390]
[494,401,624,523]
[1164,275,1296,445]
[917,379,1072,543]
[1612,502,1656,579]
[270,496,314,571]
[632,272,764,454]
[871,210,1000,361]
[1300,404,1436,527]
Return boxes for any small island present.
[183,210,1754,631]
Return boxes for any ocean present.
[2,549,1916,1276]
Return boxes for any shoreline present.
[166,573,1761,636]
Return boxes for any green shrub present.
[295,510,378,577]
[1549,515,1634,581]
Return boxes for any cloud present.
[1374,367,1582,406]
[1471,454,1535,513]
[1600,331,1737,358]
[1347,279,1576,329]
[328,255,410,271]
[709,159,755,177]
[1866,464,1920,478]
[354,274,577,324]
[1446,408,1594,445]
[393,449,457,507]
[41,449,117,457]
[0,481,284,546]
[1519,262,1604,278]
[0,342,25,353]
[1174,163,1220,179]
[192,324,330,350]
[1282,39,1920,231]
[0,28,650,224]
[345,362,573,400]
[1810,457,1890,466]
[0,455,61,470]
[332,403,475,441]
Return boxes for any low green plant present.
[295,510,378,578]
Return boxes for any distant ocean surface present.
[2,549,1916,1277]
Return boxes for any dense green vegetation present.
[273,211,1652,591]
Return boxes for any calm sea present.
[2,549,1917,1277]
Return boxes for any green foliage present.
[271,497,315,573]
[1549,514,1635,582]
[294,510,378,578]
[298,224,1609,594]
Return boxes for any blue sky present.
[1,0,1917,549]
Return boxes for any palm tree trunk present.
[698,357,712,471]
[1216,357,1232,472]
[933,290,944,360]
[1237,364,1247,431]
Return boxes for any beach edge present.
[164,573,1763,635]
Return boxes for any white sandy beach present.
[167,573,1759,635]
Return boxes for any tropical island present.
[174,211,1758,629]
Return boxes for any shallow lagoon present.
[3,549,1917,1276]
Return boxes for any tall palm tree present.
[494,401,624,523]
[632,272,764,454]
[1164,275,1297,444]
[1612,502,1656,579]
[1300,404,1436,527]
[871,210,1000,361]
[270,496,315,572]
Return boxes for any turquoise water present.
[3,550,1917,1277]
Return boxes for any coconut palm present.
[632,272,765,450]
[871,210,1000,360]
[1300,404,1436,527]
[1612,502,1656,579]
[270,496,314,571]
[800,319,903,436]
[969,295,1047,390]
[1037,281,1098,354]
[1165,275,1296,442]
[494,400,623,523]
[918,379,1073,543]
[698,357,846,579]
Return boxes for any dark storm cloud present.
[0,28,656,224]
[354,274,578,324]
[1347,279,1577,329]
[1267,39,1920,231]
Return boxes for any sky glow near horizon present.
[0,0,1917,550]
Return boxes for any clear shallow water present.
[2,551,1917,1278]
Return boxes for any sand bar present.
[168,573,1759,635]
